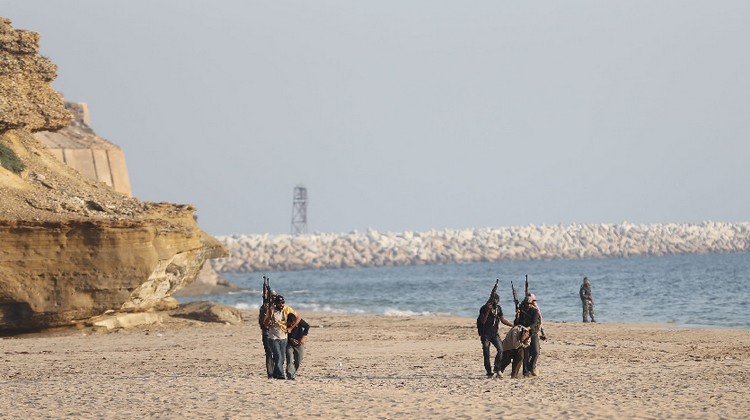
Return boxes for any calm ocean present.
[181,251,750,329]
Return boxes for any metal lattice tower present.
[291,185,308,235]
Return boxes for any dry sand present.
[1,311,748,419]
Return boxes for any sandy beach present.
[2,311,748,419]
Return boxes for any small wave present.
[383,309,435,317]
[293,303,350,313]
[289,302,372,314]
[287,289,310,295]
[228,289,258,296]
[233,302,260,310]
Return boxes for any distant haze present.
[4,1,749,235]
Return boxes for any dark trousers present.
[499,347,525,378]
[262,333,273,378]
[481,334,502,375]
[524,333,540,375]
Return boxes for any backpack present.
[477,305,495,336]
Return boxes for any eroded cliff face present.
[0,18,225,332]
[0,18,69,132]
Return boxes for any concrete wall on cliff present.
[34,102,133,196]
[0,17,224,332]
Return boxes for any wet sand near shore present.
[1,312,748,418]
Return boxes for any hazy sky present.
[3,1,749,235]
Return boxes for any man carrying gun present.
[476,280,514,378]
[258,276,276,378]
[263,294,299,380]
[516,293,543,377]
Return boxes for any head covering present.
[527,293,542,321]
[583,277,591,286]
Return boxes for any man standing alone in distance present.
[580,277,595,322]
[477,293,514,378]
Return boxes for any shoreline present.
[2,312,749,418]
[179,296,750,331]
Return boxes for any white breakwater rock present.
[211,222,750,273]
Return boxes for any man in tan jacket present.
[498,325,531,379]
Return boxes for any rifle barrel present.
[524,274,529,297]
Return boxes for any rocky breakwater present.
[0,18,224,332]
[213,222,750,273]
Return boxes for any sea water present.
[180,251,750,329]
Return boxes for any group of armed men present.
[478,276,595,379]
[258,278,310,380]
[255,275,595,381]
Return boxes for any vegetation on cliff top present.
[0,141,24,174]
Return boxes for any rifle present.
[524,274,529,297]
[511,281,519,321]
[262,275,273,312]
[262,275,269,306]
[259,276,272,329]
[488,279,499,303]
[479,279,501,329]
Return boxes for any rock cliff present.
[0,18,225,333]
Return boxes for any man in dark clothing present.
[580,277,596,322]
[285,313,310,380]
[477,293,514,378]
[516,295,542,377]
[258,291,276,378]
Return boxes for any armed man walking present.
[517,295,542,377]
[258,289,276,378]
[580,277,596,322]
[477,290,514,378]
[263,295,299,380]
